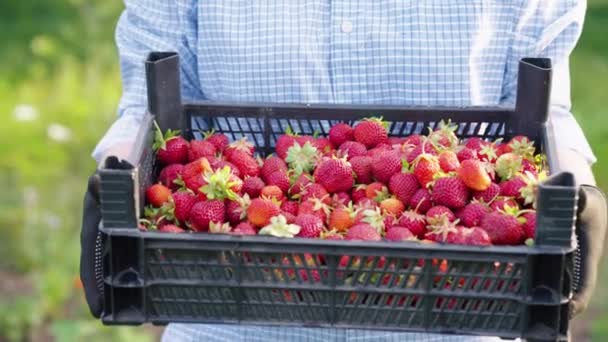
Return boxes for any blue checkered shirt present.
[94,1,591,340]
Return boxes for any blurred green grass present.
[0,1,606,341]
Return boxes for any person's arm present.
[501,0,606,317]
[93,0,203,165]
[501,0,596,181]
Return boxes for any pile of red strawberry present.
[142,118,545,247]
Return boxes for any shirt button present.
[341,20,353,33]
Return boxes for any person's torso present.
[193,1,522,106]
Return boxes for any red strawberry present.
[296,214,324,238]
[500,177,526,198]
[329,123,354,148]
[385,226,416,242]
[346,223,382,241]
[189,200,226,232]
[338,141,367,160]
[353,118,389,148]
[300,183,330,204]
[188,140,217,161]
[406,140,438,164]
[398,210,427,238]
[481,210,524,245]
[228,150,260,178]
[438,150,460,172]
[464,227,492,246]
[490,198,519,211]
[409,188,432,214]
[372,150,403,184]
[154,129,189,165]
[351,185,368,204]
[413,154,440,188]
[329,205,356,232]
[426,206,456,223]
[521,159,538,177]
[428,120,458,149]
[204,131,229,153]
[146,183,172,207]
[457,147,478,162]
[247,198,281,227]
[495,143,511,157]
[388,137,407,146]
[159,164,184,191]
[266,170,290,194]
[431,176,469,209]
[389,172,420,205]
[281,200,299,216]
[226,197,250,225]
[458,202,490,227]
[313,157,354,193]
[296,135,315,147]
[281,211,297,224]
[224,137,254,159]
[298,198,330,223]
[275,133,298,159]
[242,176,265,198]
[521,211,536,240]
[171,191,198,223]
[472,182,500,203]
[366,143,392,158]
[403,134,423,147]
[159,224,186,233]
[289,173,314,197]
[365,182,389,202]
[261,156,288,181]
[465,137,487,152]
[332,192,351,207]
[312,137,334,156]
[232,222,257,235]
[261,185,284,201]
[425,216,459,243]
[210,159,241,178]
[457,159,491,191]
[380,198,405,217]
[350,156,373,184]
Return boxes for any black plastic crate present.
[96,52,579,341]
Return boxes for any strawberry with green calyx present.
[428,119,459,150]
[166,190,198,224]
[495,153,523,181]
[478,139,501,163]
[519,171,546,208]
[490,197,520,212]
[508,136,535,160]
[298,197,331,223]
[261,185,285,202]
[159,164,185,191]
[200,166,242,201]
[412,153,441,188]
[226,194,252,225]
[351,184,368,203]
[312,137,334,156]
[275,126,299,160]
[361,207,386,235]
[202,129,229,153]
[329,202,358,232]
[139,205,169,231]
[285,142,319,177]
[209,222,232,234]
[224,137,255,159]
[259,215,301,238]
[299,183,330,204]
[353,117,390,148]
[189,200,226,232]
[389,169,420,205]
[425,215,459,243]
[472,182,500,204]
[289,173,314,198]
[365,182,390,202]
[153,121,189,165]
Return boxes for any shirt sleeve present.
[92,0,202,163]
[500,0,596,165]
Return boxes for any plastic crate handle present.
[80,172,104,318]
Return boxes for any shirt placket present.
[330,1,368,104]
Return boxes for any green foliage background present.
[0,1,606,341]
